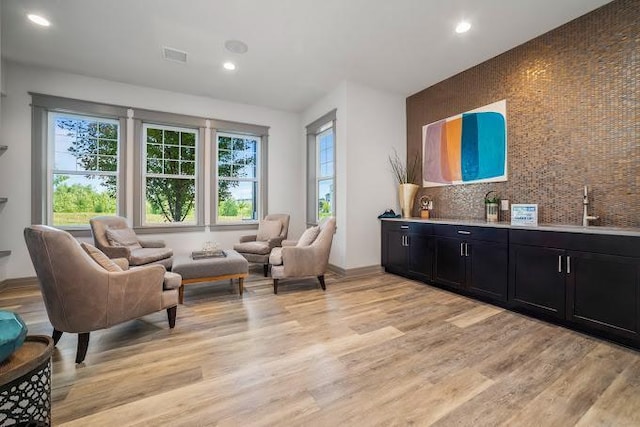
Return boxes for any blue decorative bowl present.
[0,311,28,363]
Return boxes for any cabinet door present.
[509,244,566,319]
[434,237,465,288]
[467,240,508,302]
[408,233,433,282]
[385,229,407,274]
[567,251,640,339]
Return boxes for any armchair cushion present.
[129,247,174,266]
[106,228,142,249]
[256,220,282,242]
[233,241,272,255]
[81,242,123,272]
[297,226,320,247]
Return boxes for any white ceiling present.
[2,0,612,112]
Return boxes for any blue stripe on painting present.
[476,112,506,179]
[461,114,479,181]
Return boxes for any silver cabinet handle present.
[460,242,464,256]
[401,236,406,247]
[405,236,409,247]
[400,225,409,229]
[465,242,469,257]
[567,256,571,274]
[457,230,471,235]
[558,255,562,273]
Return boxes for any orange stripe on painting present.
[445,118,462,181]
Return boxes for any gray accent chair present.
[90,216,173,270]
[233,213,290,276]
[269,217,336,294]
[24,225,179,363]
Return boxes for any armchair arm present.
[101,245,131,260]
[138,238,166,248]
[239,235,257,243]
[106,264,167,326]
[281,246,324,277]
[267,236,285,248]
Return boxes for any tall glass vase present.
[398,183,419,218]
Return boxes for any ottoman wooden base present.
[173,250,249,303]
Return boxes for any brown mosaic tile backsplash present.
[407,0,639,227]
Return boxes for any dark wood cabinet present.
[509,229,640,341]
[467,240,509,301]
[434,237,466,288]
[407,232,434,281]
[381,220,640,348]
[381,221,433,282]
[509,244,566,319]
[567,251,640,339]
[433,225,508,301]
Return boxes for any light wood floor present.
[3,267,640,426]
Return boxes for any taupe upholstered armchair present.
[90,216,173,269]
[24,225,179,363]
[268,217,336,294]
[234,214,290,276]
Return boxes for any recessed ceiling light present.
[224,40,249,54]
[223,62,237,71]
[455,21,471,34]
[27,13,51,27]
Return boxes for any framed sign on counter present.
[511,204,538,226]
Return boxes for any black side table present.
[0,336,54,427]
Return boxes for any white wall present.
[0,61,303,279]
[301,81,405,270]
[344,81,406,269]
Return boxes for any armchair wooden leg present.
[76,333,90,364]
[52,329,63,345]
[318,275,326,291]
[167,306,177,329]
[263,264,269,277]
[273,279,279,294]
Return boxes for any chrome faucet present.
[583,185,599,227]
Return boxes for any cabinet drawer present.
[510,229,640,258]
[381,221,432,235]
[433,224,507,243]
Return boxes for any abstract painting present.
[422,100,507,187]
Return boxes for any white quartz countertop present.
[380,217,640,237]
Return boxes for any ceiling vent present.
[162,47,187,63]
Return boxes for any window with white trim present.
[306,109,336,225]
[49,113,120,227]
[216,132,261,223]
[143,124,198,225]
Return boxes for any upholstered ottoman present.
[172,250,249,302]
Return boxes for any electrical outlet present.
[500,199,509,211]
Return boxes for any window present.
[216,132,261,223]
[49,113,120,227]
[32,93,268,234]
[143,124,198,225]
[306,109,336,225]
[316,125,334,221]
